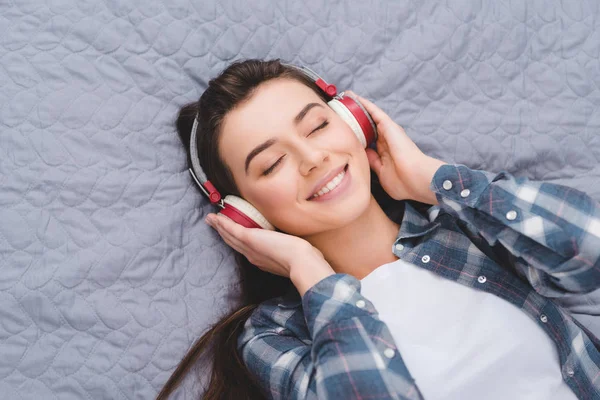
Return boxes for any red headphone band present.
[338,96,376,146]
[315,78,337,97]
[219,204,263,229]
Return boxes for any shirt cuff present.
[430,164,497,207]
[301,273,379,338]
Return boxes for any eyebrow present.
[244,102,324,174]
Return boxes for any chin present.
[341,190,372,221]
[281,194,371,237]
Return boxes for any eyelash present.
[261,120,330,176]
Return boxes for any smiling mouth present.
[307,164,349,200]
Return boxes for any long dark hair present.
[157,59,404,400]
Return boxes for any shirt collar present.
[396,201,441,240]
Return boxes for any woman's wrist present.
[413,156,447,205]
[289,257,335,297]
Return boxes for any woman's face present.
[219,78,372,237]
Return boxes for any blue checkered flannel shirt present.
[238,164,600,399]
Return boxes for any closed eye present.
[308,120,329,136]
[261,120,330,176]
[262,155,285,176]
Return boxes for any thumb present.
[365,148,383,176]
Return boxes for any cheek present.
[260,185,295,208]
[326,118,363,150]
[355,146,371,174]
[241,176,298,218]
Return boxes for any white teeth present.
[312,169,346,199]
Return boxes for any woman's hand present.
[347,91,447,205]
[205,213,334,296]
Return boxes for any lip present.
[307,164,350,201]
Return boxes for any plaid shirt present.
[238,164,600,400]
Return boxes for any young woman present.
[157,59,600,400]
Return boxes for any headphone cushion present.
[222,195,275,230]
[343,93,378,141]
[327,99,368,147]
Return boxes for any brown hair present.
[157,59,401,400]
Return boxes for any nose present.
[297,141,329,176]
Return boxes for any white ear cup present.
[223,195,275,230]
[327,99,367,148]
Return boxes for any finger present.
[217,226,254,259]
[215,214,270,256]
[352,94,392,126]
[208,214,248,251]
[219,230,245,252]
[205,213,217,225]
[356,96,407,151]
[214,214,249,243]
[215,213,249,239]
[218,213,272,249]
[213,216,271,268]
[365,148,383,175]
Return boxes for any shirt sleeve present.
[238,273,423,400]
[430,163,600,295]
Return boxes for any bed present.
[1,0,599,398]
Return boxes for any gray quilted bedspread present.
[1,0,599,398]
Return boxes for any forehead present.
[219,78,325,170]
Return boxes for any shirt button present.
[421,255,430,263]
[460,189,471,198]
[478,275,487,284]
[395,243,404,251]
[443,180,453,190]
[540,314,548,323]
[565,367,575,377]
[506,210,517,220]
[356,300,366,308]
[384,348,395,359]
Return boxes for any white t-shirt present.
[360,258,577,400]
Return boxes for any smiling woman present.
[157,59,408,400]
[158,59,600,400]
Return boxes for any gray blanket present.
[1,0,599,398]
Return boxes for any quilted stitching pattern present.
[0,0,599,398]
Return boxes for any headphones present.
[188,63,378,230]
